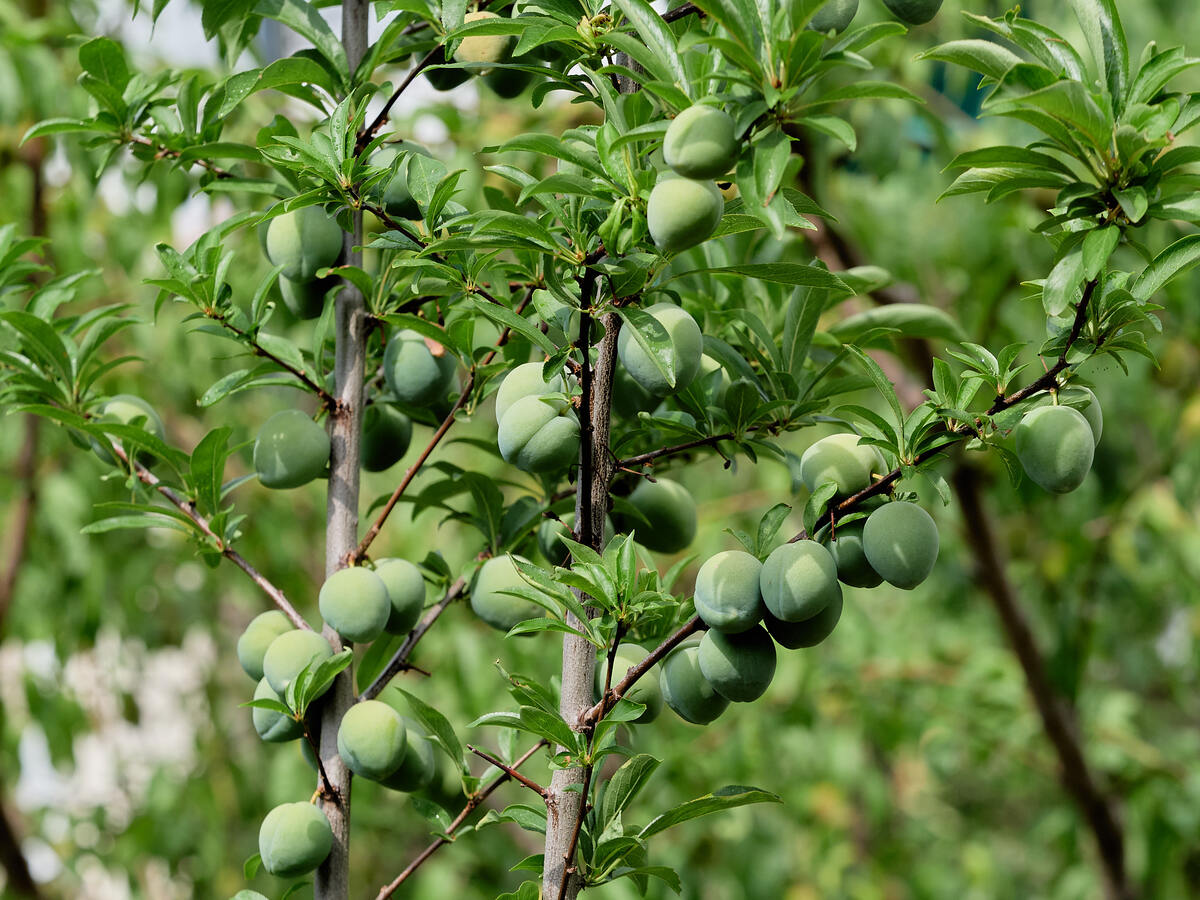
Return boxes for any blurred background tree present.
[1,1,1198,898]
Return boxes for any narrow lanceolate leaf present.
[254,0,350,84]
[678,263,850,293]
[1068,0,1129,116]
[397,688,465,771]
[919,40,1023,82]
[1082,226,1121,280]
[617,306,676,389]
[190,426,233,517]
[638,785,782,839]
[1131,234,1200,301]
[599,754,661,830]
[829,304,967,346]
[611,0,690,97]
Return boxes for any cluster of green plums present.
[1013,387,1103,494]
[236,558,439,877]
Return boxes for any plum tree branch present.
[210,310,337,407]
[374,739,549,899]
[110,443,310,630]
[617,432,736,470]
[467,745,550,798]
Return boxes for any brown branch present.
[374,739,549,899]
[358,577,466,701]
[953,465,1133,900]
[662,2,702,23]
[110,444,311,630]
[127,134,234,179]
[617,432,736,470]
[468,745,549,798]
[212,312,336,407]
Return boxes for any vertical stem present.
[953,465,1133,900]
[313,4,368,899]
[542,307,620,900]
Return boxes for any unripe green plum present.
[1062,386,1103,444]
[698,625,776,702]
[764,590,843,648]
[862,502,939,590]
[808,0,859,32]
[253,409,330,490]
[263,629,335,696]
[383,330,458,407]
[819,520,883,588]
[497,394,580,473]
[594,645,662,723]
[484,64,538,98]
[495,361,566,422]
[454,11,515,69]
[694,550,766,634]
[647,175,723,253]
[373,142,432,220]
[361,401,413,472]
[337,699,408,781]
[252,677,303,743]
[381,715,437,792]
[265,206,343,282]
[537,513,615,564]
[799,433,884,497]
[663,104,739,180]
[610,364,659,421]
[659,642,729,724]
[470,555,542,632]
[760,541,841,623]
[1014,405,1094,494]
[319,566,390,644]
[374,557,426,635]
[279,275,336,320]
[258,802,333,878]
[616,302,703,397]
[882,0,942,25]
[426,46,470,91]
[90,394,166,465]
[624,478,697,554]
[238,611,293,680]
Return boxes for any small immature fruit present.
[382,716,437,792]
[454,11,515,69]
[279,275,336,320]
[616,302,703,397]
[258,802,333,878]
[808,0,859,33]
[373,141,432,220]
[694,550,766,634]
[820,520,883,588]
[760,541,841,623]
[90,394,165,465]
[595,645,662,724]
[765,591,843,649]
[1060,386,1103,444]
[647,175,724,253]
[624,478,697,554]
[263,629,335,696]
[337,699,408,781]
[663,104,739,180]
[361,401,413,472]
[495,361,566,423]
[882,0,943,25]
[799,433,884,497]
[698,625,777,702]
[374,558,426,635]
[862,502,939,590]
[319,567,390,644]
[237,611,293,680]
[1014,405,1095,493]
[660,642,730,724]
[383,330,458,407]
[497,395,580,473]
[470,555,542,633]
[265,206,343,282]
[253,409,330,490]
[252,677,303,743]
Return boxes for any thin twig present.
[127,134,234,179]
[374,740,549,899]
[212,312,337,407]
[111,444,310,630]
[468,745,549,798]
[617,432,736,470]
[358,47,443,153]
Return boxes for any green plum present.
[373,141,433,220]
[318,566,390,644]
[882,0,943,25]
[265,206,343,282]
[251,677,303,743]
[470,555,542,632]
[383,330,458,407]
[818,520,883,588]
[279,275,336,320]
[374,558,426,635]
[659,641,729,724]
[622,478,697,554]
[1062,386,1103,445]
[697,625,777,702]
[263,629,335,697]
[764,590,843,648]
[862,502,939,590]
[237,611,293,681]
[337,699,408,781]
[494,360,567,422]
[253,409,330,490]
[799,433,884,497]
[616,302,703,397]
[594,644,662,723]
[647,175,724,253]
[663,104,739,180]
[90,394,165,465]
[361,401,413,472]
[497,394,580,473]
[808,0,859,32]
[759,541,841,622]
[258,802,333,878]
[693,550,765,634]
[381,714,437,792]
[454,11,515,69]
[1014,404,1095,494]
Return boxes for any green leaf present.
[301,649,353,710]
[201,0,257,38]
[843,345,904,432]
[919,39,1023,82]
[397,688,465,772]
[254,0,350,84]
[1069,0,1128,116]
[1112,186,1148,223]
[469,297,557,356]
[829,305,967,346]
[79,37,130,91]
[1082,226,1121,280]
[675,263,850,293]
[1043,245,1085,317]
[638,785,782,839]
[217,56,336,118]
[190,426,233,517]
[1131,234,1200,301]
[612,0,690,97]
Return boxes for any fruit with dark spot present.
[697,625,777,702]
[693,550,765,633]
[1014,404,1095,494]
[862,502,939,590]
[253,409,330,490]
[759,541,841,622]
[258,802,333,878]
